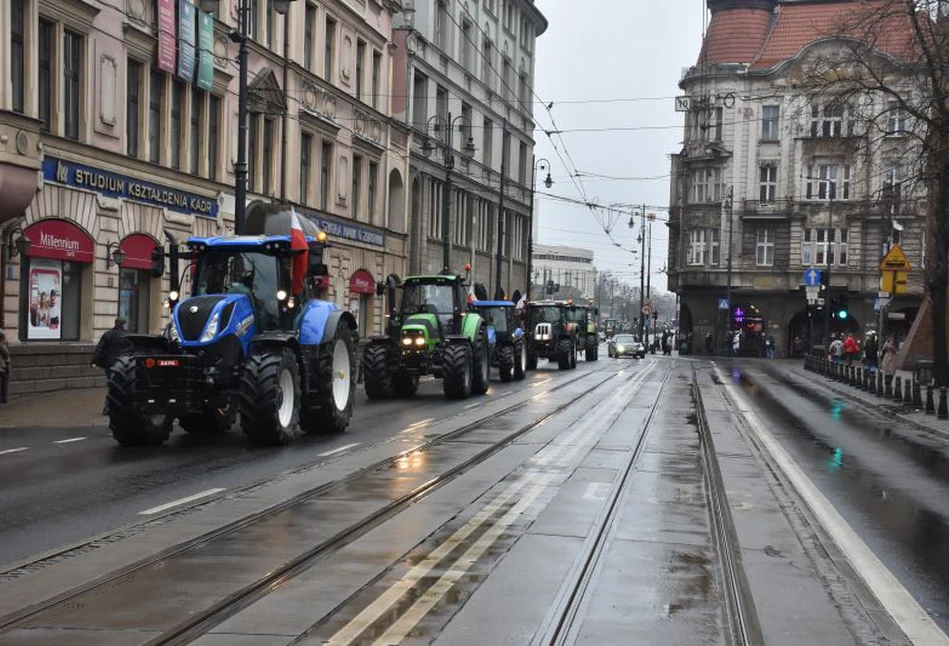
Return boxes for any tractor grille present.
[177,296,226,341]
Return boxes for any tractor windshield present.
[401,282,456,316]
[478,307,509,333]
[532,306,562,324]
[195,250,288,329]
[566,308,586,323]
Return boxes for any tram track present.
[0,361,631,643]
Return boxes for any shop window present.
[22,258,83,341]
[118,268,152,334]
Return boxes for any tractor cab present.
[397,275,467,338]
[470,301,515,339]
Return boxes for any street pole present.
[824,182,834,343]
[441,112,454,274]
[527,158,551,303]
[726,187,733,355]
[234,0,250,234]
[495,121,508,299]
[639,205,646,340]
[646,219,652,352]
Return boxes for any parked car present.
[607,333,645,359]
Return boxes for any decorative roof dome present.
[698,0,778,66]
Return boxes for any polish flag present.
[290,207,308,295]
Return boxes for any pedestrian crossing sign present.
[718,298,729,310]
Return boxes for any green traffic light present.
[837,310,848,320]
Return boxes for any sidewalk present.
[0,387,106,429]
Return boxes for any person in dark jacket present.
[92,318,128,414]
[0,330,10,405]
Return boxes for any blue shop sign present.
[304,213,385,248]
[42,157,218,219]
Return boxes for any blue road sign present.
[804,267,822,287]
[718,298,730,310]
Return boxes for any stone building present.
[0,0,410,396]
[667,0,926,358]
[392,0,547,298]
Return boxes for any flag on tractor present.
[290,207,308,295]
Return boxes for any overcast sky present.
[531,0,706,293]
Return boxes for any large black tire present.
[585,341,598,362]
[471,329,491,395]
[570,341,578,369]
[557,339,573,370]
[442,343,473,399]
[301,323,356,435]
[240,348,300,446]
[527,351,538,370]
[363,343,392,400]
[392,374,420,397]
[179,407,232,437]
[498,345,515,383]
[513,341,527,380]
[107,355,173,446]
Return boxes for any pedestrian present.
[92,317,129,415]
[830,335,844,363]
[792,335,805,358]
[731,330,741,357]
[765,334,775,359]
[705,332,713,355]
[0,330,10,405]
[864,332,879,375]
[881,334,898,379]
[843,333,859,365]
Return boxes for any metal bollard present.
[894,376,903,402]
[849,365,856,385]
[913,380,922,407]
[926,385,936,415]
[865,371,872,391]
[878,373,885,397]
[884,375,893,398]
[939,387,949,420]
[904,379,913,405]
[856,367,863,389]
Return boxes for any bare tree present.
[795,1,949,383]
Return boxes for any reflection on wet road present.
[727,360,949,631]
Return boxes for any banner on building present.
[196,10,214,90]
[156,0,176,73]
[177,0,197,81]
[27,259,62,341]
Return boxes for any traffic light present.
[652,311,659,321]
[819,269,829,292]
[833,293,850,320]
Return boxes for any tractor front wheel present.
[362,344,392,400]
[301,323,355,435]
[498,345,515,383]
[585,341,598,362]
[513,341,527,380]
[442,344,473,399]
[472,329,491,395]
[240,349,300,446]
[557,339,573,370]
[527,351,538,370]
[108,355,173,447]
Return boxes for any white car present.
[608,334,645,359]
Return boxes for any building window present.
[436,85,448,124]
[355,39,365,102]
[482,38,494,89]
[371,51,382,110]
[482,118,493,170]
[38,19,53,133]
[11,0,25,114]
[265,0,274,48]
[301,133,312,205]
[806,165,851,200]
[461,20,473,70]
[351,153,362,217]
[248,114,259,191]
[247,0,258,41]
[149,71,163,164]
[691,167,721,203]
[64,30,82,141]
[688,229,707,266]
[709,228,720,266]
[321,140,333,209]
[502,130,511,178]
[485,0,495,14]
[118,268,152,334]
[367,160,378,223]
[694,106,724,142]
[519,73,530,109]
[428,179,442,239]
[761,105,779,140]
[304,3,316,71]
[22,258,83,341]
[883,163,902,200]
[759,165,777,202]
[810,103,853,138]
[886,100,908,136]
[477,200,492,251]
[190,89,203,175]
[208,95,220,180]
[435,0,448,50]
[803,228,848,266]
[461,102,472,142]
[127,60,143,158]
[325,17,336,82]
[518,141,528,185]
[756,228,774,266]
[453,190,468,246]
[413,71,427,127]
[170,80,184,169]
[262,117,274,195]
[520,15,533,53]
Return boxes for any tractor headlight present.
[277,290,288,301]
[402,337,413,346]
[200,311,221,342]
[414,336,426,346]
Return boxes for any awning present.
[119,233,159,270]
[349,269,376,295]
[23,219,95,263]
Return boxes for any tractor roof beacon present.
[108,200,357,447]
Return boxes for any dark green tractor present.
[566,304,600,361]
[362,274,490,400]
[470,300,528,382]
[525,300,580,371]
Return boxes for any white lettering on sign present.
[39,231,81,253]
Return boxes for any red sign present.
[120,233,159,270]
[156,0,177,73]
[24,219,95,263]
[349,269,376,295]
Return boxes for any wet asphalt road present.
[0,363,580,568]
[728,359,949,632]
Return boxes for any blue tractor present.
[107,201,358,447]
[469,300,528,382]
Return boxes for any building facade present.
[532,243,596,302]
[392,0,547,298]
[0,0,410,396]
[667,0,926,358]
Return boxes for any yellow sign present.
[880,244,911,272]
[881,271,909,294]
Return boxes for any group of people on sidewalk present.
[826,331,899,377]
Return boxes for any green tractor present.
[566,304,600,362]
[362,273,490,400]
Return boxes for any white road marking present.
[318,443,360,457]
[53,437,87,444]
[0,447,30,456]
[464,402,480,409]
[408,418,434,428]
[716,367,949,646]
[137,488,226,516]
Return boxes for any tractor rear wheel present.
[442,344,473,399]
[363,344,392,400]
[557,339,572,370]
[108,355,173,446]
[240,349,300,446]
[301,323,355,435]
[570,341,578,369]
[392,375,420,397]
[585,341,598,362]
[179,407,232,437]
[527,352,538,370]
[514,341,527,380]
[498,345,515,383]
[472,329,490,395]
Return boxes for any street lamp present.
[198,0,296,234]
[527,157,552,301]
[420,113,475,274]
